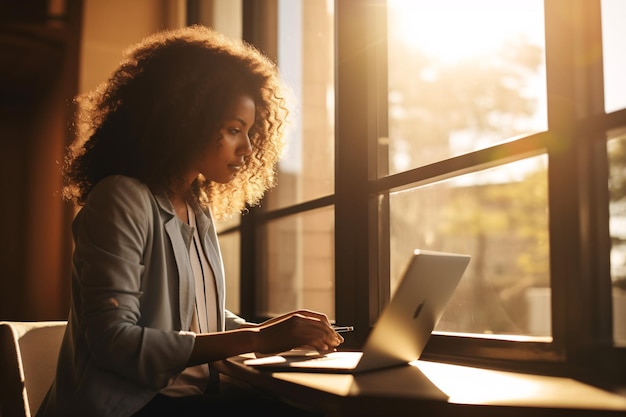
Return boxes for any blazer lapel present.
[156,194,195,331]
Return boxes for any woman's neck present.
[170,191,190,224]
[169,174,198,224]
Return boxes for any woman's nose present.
[239,135,253,156]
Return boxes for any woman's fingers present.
[279,315,341,350]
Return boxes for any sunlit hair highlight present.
[63,25,287,220]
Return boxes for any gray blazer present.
[37,175,245,417]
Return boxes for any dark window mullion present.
[241,0,278,322]
[373,3,390,321]
[335,0,384,346]
[371,133,549,195]
[574,0,614,350]
[544,0,610,362]
[544,0,586,358]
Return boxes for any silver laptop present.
[242,249,471,373]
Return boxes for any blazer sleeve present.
[72,176,194,389]
[224,309,246,330]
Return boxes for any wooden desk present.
[214,354,626,417]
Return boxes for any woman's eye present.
[228,128,241,135]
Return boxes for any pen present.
[332,326,354,333]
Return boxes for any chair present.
[0,321,66,417]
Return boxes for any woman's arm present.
[188,310,343,365]
[75,176,195,388]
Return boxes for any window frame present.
[235,0,626,379]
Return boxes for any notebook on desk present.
[242,249,471,373]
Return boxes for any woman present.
[37,26,342,417]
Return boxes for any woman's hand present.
[253,310,343,354]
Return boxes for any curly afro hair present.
[63,25,288,220]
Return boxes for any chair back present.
[0,321,66,417]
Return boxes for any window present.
[260,207,335,317]
[258,0,336,317]
[389,156,551,338]
[386,0,547,173]
[386,0,550,340]
[229,0,625,376]
[214,0,337,321]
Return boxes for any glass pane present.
[220,231,241,315]
[608,129,626,346]
[389,155,551,337]
[602,0,626,113]
[259,207,335,319]
[267,0,335,209]
[386,0,547,175]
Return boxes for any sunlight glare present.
[388,0,543,64]
[414,360,626,409]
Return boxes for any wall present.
[0,1,82,320]
[0,0,185,320]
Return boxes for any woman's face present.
[188,94,255,184]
